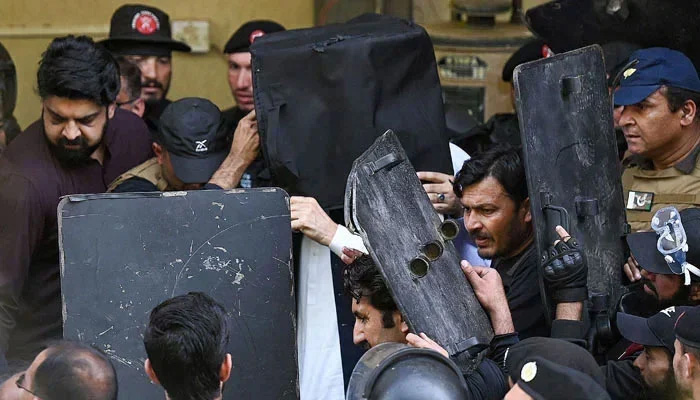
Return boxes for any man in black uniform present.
[452,145,552,338]
[221,20,284,188]
[100,4,191,135]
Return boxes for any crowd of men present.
[0,2,700,400]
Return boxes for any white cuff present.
[329,225,368,257]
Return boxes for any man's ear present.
[107,103,117,120]
[220,353,233,383]
[521,197,532,224]
[399,313,409,334]
[144,359,160,385]
[689,282,700,302]
[680,100,697,127]
[133,98,146,119]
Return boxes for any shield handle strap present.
[445,336,490,358]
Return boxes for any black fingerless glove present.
[541,239,588,303]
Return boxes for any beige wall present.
[0,0,314,128]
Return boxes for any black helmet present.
[346,343,469,400]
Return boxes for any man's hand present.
[208,110,260,189]
[290,196,338,246]
[416,171,462,215]
[623,255,642,282]
[406,332,449,358]
[341,247,363,265]
[461,260,514,335]
[542,226,588,303]
[230,110,260,165]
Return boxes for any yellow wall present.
[0,0,315,128]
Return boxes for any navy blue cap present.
[614,47,700,106]
[675,306,700,349]
[626,207,700,280]
[617,306,695,353]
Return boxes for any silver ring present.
[437,193,446,203]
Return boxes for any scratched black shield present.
[345,130,493,374]
[513,45,628,319]
[58,189,298,399]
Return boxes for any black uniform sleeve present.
[551,319,587,340]
[464,358,509,400]
[487,333,520,375]
[111,177,159,193]
[601,359,644,400]
[203,183,223,190]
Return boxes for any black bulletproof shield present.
[526,0,700,70]
[345,130,493,373]
[513,45,627,317]
[251,14,452,210]
[58,189,298,400]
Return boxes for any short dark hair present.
[343,256,398,329]
[116,57,142,102]
[452,144,528,205]
[662,85,700,121]
[679,341,700,362]
[32,341,118,400]
[144,292,230,400]
[37,35,120,106]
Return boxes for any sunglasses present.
[16,372,40,397]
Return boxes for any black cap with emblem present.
[223,20,285,54]
[154,97,228,184]
[511,356,611,400]
[100,4,191,56]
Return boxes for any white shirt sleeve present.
[328,225,368,257]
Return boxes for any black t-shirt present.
[491,244,550,339]
[221,105,271,188]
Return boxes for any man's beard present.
[642,278,693,309]
[638,367,681,400]
[142,79,169,106]
[45,121,106,168]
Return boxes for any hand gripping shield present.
[58,189,298,400]
[513,45,628,322]
[345,130,493,374]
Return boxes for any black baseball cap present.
[675,306,700,349]
[155,98,228,184]
[100,4,191,56]
[223,20,285,54]
[626,207,700,280]
[617,306,695,353]
[614,47,700,106]
[512,356,611,400]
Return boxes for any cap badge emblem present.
[195,140,208,152]
[623,68,637,79]
[521,361,537,382]
[660,306,676,318]
[249,30,265,44]
[132,11,160,35]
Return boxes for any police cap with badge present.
[224,20,285,54]
[100,4,191,56]
[509,356,610,400]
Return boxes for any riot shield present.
[345,130,493,374]
[58,189,298,400]
[513,45,628,322]
[525,0,700,70]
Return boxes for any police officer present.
[221,20,285,188]
[673,306,700,400]
[615,48,700,233]
[100,4,191,135]
[109,97,259,192]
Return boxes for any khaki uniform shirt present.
[107,157,170,192]
[622,145,700,232]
